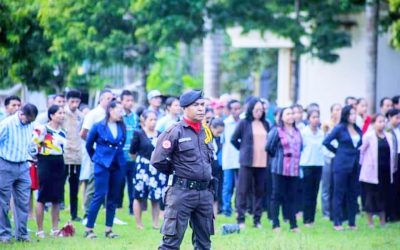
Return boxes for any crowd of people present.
[0,89,399,243]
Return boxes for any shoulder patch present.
[162,140,172,149]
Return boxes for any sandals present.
[50,229,61,237]
[105,230,119,239]
[36,231,45,239]
[84,230,97,239]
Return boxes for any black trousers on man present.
[302,167,322,224]
[65,164,81,220]
[160,186,214,250]
[236,167,266,225]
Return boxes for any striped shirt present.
[0,112,35,162]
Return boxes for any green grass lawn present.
[3,193,400,250]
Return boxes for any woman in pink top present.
[231,98,270,229]
[360,114,396,227]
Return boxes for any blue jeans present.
[222,169,238,216]
[86,163,124,228]
[0,159,31,241]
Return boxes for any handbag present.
[58,221,75,237]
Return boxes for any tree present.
[388,0,400,49]
[209,0,364,102]
[0,0,55,91]
[366,0,379,113]
[131,0,209,100]
[38,0,145,94]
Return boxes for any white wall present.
[299,13,400,121]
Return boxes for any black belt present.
[0,157,26,165]
[172,176,210,191]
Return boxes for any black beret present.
[179,90,203,108]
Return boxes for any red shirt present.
[183,117,201,133]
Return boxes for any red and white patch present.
[162,140,171,149]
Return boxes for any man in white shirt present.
[221,100,242,217]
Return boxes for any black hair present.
[306,103,319,112]
[99,89,113,102]
[105,100,126,132]
[4,95,21,107]
[371,113,385,124]
[165,97,179,110]
[330,103,341,112]
[135,105,146,118]
[291,103,303,111]
[278,107,296,129]
[392,95,400,106]
[380,97,392,108]
[21,103,38,119]
[274,107,282,117]
[210,117,225,129]
[205,107,214,114]
[356,98,366,105]
[386,108,400,119]
[66,89,81,100]
[48,105,62,121]
[141,110,157,121]
[340,105,354,124]
[244,96,256,105]
[245,98,265,121]
[307,109,320,120]
[227,99,240,110]
[120,90,133,101]
[54,93,65,99]
[344,96,356,105]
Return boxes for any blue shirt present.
[0,113,35,162]
[123,111,139,162]
[299,126,325,167]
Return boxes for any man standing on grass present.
[63,90,84,222]
[151,90,215,249]
[0,104,38,243]
[118,90,139,215]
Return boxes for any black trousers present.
[237,167,266,224]
[271,174,299,229]
[64,164,81,219]
[160,186,213,250]
[333,166,359,227]
[302,167,322,224]
[263,167,272,220]
[117,161,135,211]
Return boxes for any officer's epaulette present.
[202,122,213,144]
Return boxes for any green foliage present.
[131,0,208,46]
[389,0,400,50]
[146,46,202,96]
[38,0,142,90]
[220,43,278,100]
[209,0,364,63]
[0,0,54,91]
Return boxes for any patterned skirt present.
[133,155,167,201]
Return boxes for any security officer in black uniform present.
[151,90,215,250]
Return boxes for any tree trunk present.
[365,0,379,113]
[292,0,301,104]
[138,65,148,106]
[203,17,223,98]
